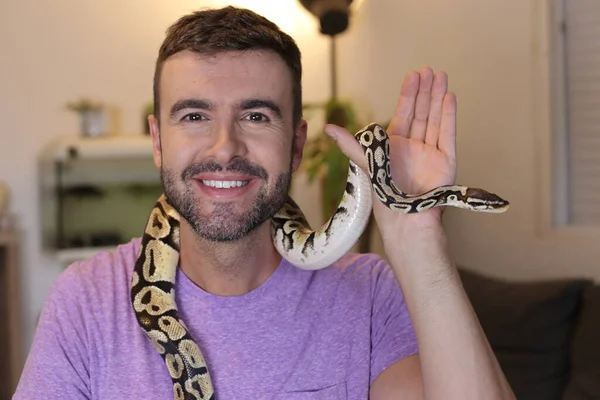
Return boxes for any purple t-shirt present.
[14,238,418,399]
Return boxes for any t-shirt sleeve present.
[369,258,419,385]
[13,265,91,400]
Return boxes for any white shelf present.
[40,134,154,162]
[55,246,116,265]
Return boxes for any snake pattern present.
[131,123,510,399]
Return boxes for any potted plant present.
[301,98,378,253]
[66,97,106,137]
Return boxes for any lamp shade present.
[298,0,354,35]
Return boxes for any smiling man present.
[155,48,303,295]
[13,6,515,400]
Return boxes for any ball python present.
[131,122,509,400]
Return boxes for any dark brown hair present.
[153,6,303,127]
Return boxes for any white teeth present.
[202,180,249,188]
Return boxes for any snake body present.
[131,123,509,399]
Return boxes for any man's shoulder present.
[325,252,394,282]
[289,252,397,299]
[50,237,142,298]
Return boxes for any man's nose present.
[208,123,247,165]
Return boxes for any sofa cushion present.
[458,268,590,400]
[562,284,600,400]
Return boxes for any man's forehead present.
[159,50,293,104]
[162,49,288,76]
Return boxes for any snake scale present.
[131,122,510,399]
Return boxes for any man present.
[14,6,514,400]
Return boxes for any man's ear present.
[148,114,162,169]
[291,119,308,172]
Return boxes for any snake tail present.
[131,195,216,400]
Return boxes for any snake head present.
[464,188,510,212]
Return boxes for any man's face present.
[149,49,307,242]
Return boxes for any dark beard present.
[161,157,291,242]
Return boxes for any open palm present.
[390,135,455,196]
[324,67,458,231]
[386,68,457,197]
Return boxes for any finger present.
[324,124,368,172]
[409,66,434,142]
[387,71,419,138]
[424,71,448,146]
[438,92,457,157]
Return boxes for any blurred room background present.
[1,1,599,399]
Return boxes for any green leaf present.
[298,97,378,221]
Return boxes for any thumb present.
[324,124,368,172]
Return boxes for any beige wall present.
[0,0,329,356]
[2,0,596,362]
[353,0,600,284]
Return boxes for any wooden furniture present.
[0,230,23,398]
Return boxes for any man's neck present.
[178,221,282,296]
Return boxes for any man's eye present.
[245,113,269,122]
[182,113,204,121]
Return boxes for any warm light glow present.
[208,0,317,35]
[191,0,367,36]
[351,0,366,11]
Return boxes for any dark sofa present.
[458,267,600,400]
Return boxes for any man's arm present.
[13,270,91,399]
[369,226,514,400]
[370,354,424,399]
[326,66,515,399]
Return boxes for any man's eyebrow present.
[239,99,283,119]
[169,98,212,119]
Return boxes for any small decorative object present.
[0,180,8,216]
[66,97,106,137]
[0,180,13,231]
[142,101,154,135]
